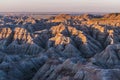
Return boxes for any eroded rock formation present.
[0,13,120,80]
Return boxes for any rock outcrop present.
[32,59,120,80]
[93,44,120,68]
[0,13,120,80]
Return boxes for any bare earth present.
[0,13,120,80]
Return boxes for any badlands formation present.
[0,13,120,80]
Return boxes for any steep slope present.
[0,13,120,80]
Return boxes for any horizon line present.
[0,11,120,14]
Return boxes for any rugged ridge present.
[0,13,120,80]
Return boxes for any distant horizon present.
[0,0,120,12]
[0,11,119,14]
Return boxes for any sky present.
[0,0,120,12]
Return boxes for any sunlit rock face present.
[0,13,120,80]
[0,27,43,55]
[0,28,12,49]
[0,28,12,39]
[51,14,72,22]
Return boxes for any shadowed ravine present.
[0,13,120,80]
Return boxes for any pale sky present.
[0,0,120,12]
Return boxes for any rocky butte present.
[0,13,120,80]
